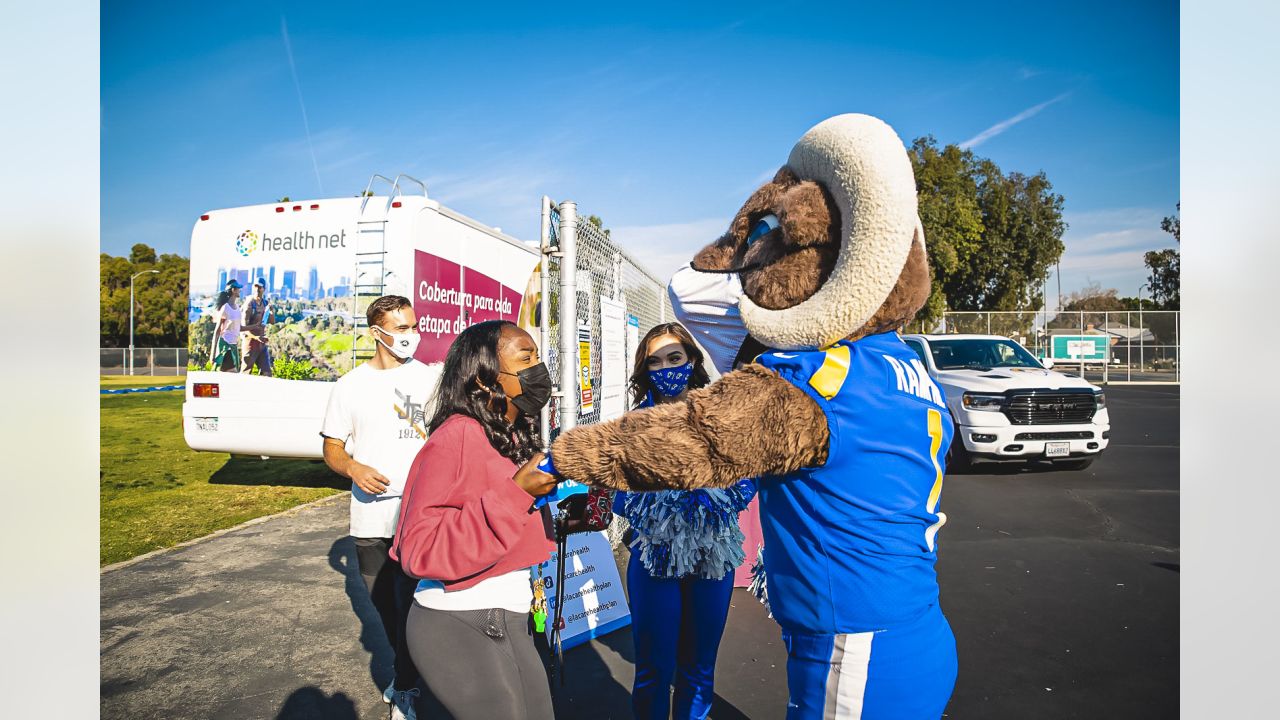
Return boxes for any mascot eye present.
[746,214,779,246]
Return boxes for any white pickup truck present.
[900,334,1110,471]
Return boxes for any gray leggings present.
[406,604,554,720]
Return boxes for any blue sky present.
[103,1,1178,300]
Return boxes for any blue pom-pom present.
[618,482,758,580]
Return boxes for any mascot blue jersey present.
[755,331,953,635]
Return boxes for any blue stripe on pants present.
[782,604,957,720]
[627,552,735,720]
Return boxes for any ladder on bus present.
[351,173,428,365]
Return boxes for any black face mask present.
[504,362,552,417]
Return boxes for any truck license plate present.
[194,417,219,432]
[1045,442,1070,457]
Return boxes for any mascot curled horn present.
[550,114,958,720]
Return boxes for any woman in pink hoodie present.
[392,320,558,720]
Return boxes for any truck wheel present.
[1054,456,1096,471]
[946,422,971,473]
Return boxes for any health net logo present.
[233,228,348,256]
[235,230,259,257]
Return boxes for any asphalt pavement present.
[100,385,1178,719]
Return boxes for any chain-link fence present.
[914,310,1180,384]
[540,198,673,438]
[100,348,189,376]
[540,198,674,544]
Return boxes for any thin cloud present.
[1056,206,1174,295]
[280,16,323,195]
[734,167,778,198]
[960,92,1070,149]
[611,218,730,282]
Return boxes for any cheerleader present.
[616,322,756,720]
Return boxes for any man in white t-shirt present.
[321,295,440,720]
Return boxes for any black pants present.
[353,536,418,693]
[406,604,554,720]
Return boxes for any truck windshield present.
[928,338,1043,370]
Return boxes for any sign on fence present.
[1051,335,1108,362]
[535,527,632,652]
[598,297,627,422]
[577,323,595,415]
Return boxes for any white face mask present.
[373,326,420,360]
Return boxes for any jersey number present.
[924,408,947,551]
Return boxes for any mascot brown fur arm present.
[550,115,931,492]
[549,364,828,490]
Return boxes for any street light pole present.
[129,269,160,375]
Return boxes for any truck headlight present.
[1094,391,1106,408]
[962,393,1004,411]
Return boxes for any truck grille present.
[1002,391,1097,425]
[1013,431,1095,440]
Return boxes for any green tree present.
[1062,281,1126,312]
[1146,203,1179,309]
[907,137,1067,328]
[586,214,612,240]
[1160,203,1180,242]
[129,243,157,265]
[908,137,984,324]
[100,245,190,348]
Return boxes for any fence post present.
[1126,311,1132,382]
[613,252,622,301]
[1078,311,1085,377]
[1141,301,1152,371]
[1175,311,1180,384]
[557,201,579,435]
[539,196,554,446]
[1102,312,1108,385]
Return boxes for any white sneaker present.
[382,679,395,704]
[389,688,420,720]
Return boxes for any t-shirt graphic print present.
[321,359,442,538]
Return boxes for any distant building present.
[307,266,319,301]
[282,270,297,298]
[1097,322,1156,345]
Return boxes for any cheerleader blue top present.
[614,391,757,581]
[754,332,953,635]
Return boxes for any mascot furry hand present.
[550,113,958,719]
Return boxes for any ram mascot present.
[551,114,957,719]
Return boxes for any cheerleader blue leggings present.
[782,603,957,720]
[626,553,735,720]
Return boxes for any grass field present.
[100,386,346,566]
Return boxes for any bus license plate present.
[1045,442,1070,457]
[194,417,219,432]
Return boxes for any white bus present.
[182,175,541,459]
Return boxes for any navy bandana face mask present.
[648,362,694,398]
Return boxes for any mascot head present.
[691,113,929,350]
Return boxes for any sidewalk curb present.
[101,491,349,574]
